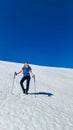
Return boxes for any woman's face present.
[24,63,28,68]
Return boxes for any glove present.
[32,75,35,78]
[14,72,17,76]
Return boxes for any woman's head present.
[24,62,29,68]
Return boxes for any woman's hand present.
[32,75,35,78]
[14,72,17,76]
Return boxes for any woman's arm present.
[15,70,22,76]
[29,70,35,78]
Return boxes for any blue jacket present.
[22,66,31,76]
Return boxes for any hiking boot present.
[25,89,28,94]
[23,89,26,94]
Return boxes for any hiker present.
[15,62,35,94]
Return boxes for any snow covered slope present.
[0,61,73,130]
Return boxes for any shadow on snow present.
[29,92,53,97]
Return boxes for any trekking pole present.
[33,75,36,98]
[11,72,16,94]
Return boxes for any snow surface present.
[0,60,73,130]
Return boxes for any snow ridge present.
[0,61,73,130]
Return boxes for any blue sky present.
[0,0,73,68]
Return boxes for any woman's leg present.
[26,76,31,93]
[20,76,26,93]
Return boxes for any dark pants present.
[20,76,31,93]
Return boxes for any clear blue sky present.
[0,0,73,68]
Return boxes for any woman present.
[15,62,35,94]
